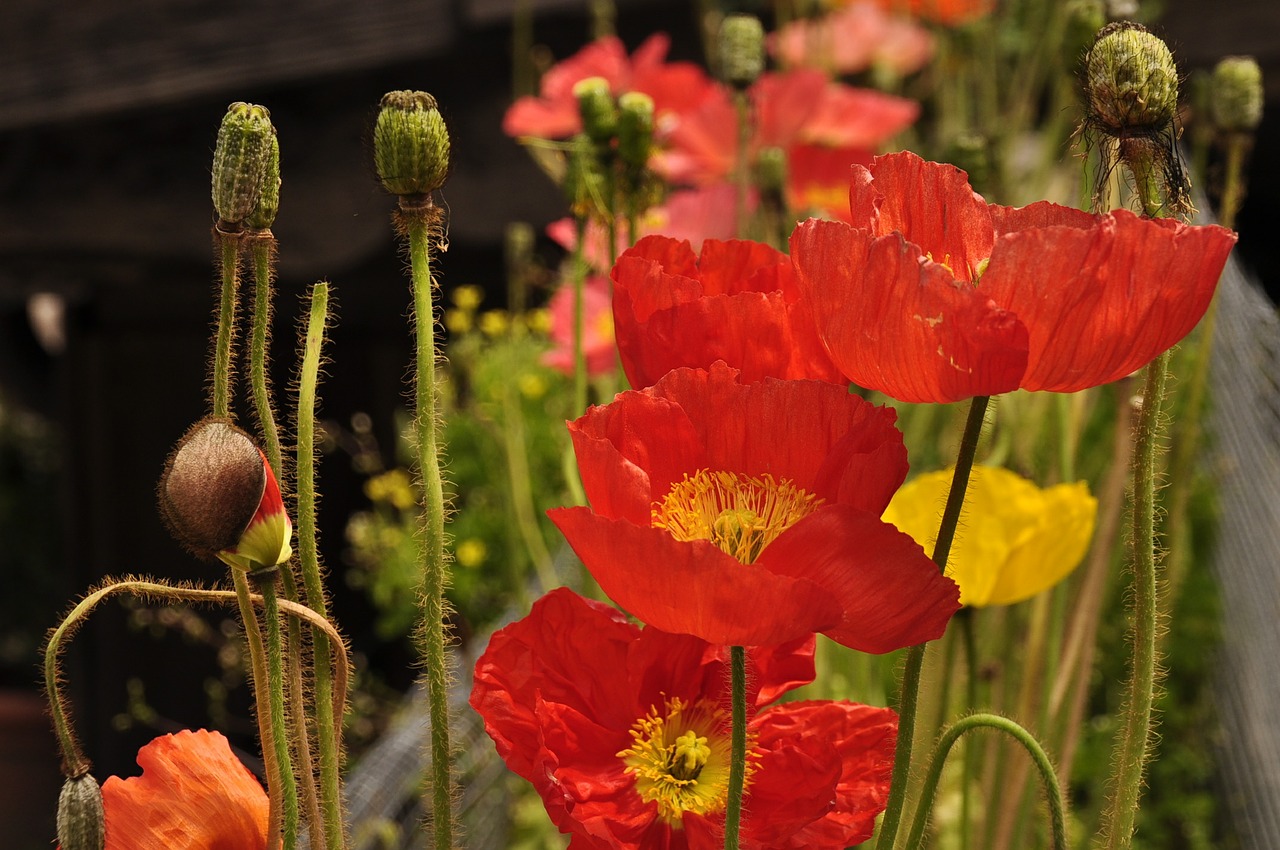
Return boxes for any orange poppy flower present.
[548,362,959,650]
[790,152,1237,403]
[100,729,268,850]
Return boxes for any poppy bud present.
[719,14,765,89]
[1210,56,1263,134]
[158,418,293,571]
[754,145,786,197]
[244,131,281,231]
[56,773,105,850]
[1084,22,1178,134]
[212,103,276,228]
[617,91,655,173]
[574,77,618,144]
[374,90,451,197]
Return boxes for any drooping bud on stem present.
[719,14,765,89]
[574,77,618,145]
[158,417,293,571]
[56,773,105,850]
[374,91,451,203]
[1210,56,1263,134]
[212,103,276,230]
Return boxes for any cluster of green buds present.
[212,103,279,231]
[563,78,660,224]
[158,418,293,573]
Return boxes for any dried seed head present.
[56,774,105,850]
[1210,56,1263,133]
[719,14,765,89]
[374,90,451,197]
[1085,22,1179,134]
[212,102,276,228]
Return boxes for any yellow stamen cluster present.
[652,469,822,564]
[619,697,748,825]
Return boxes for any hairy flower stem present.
[404,207,457,850]
[724,645,747,850]
[877,394,990,850]
[560,216,589,509]
[248,233,323,846]
[906,714,1066,850]
[296,282,345,850]
[213,233,243,417]
[234,568,286,846]
[253,570,299,850]
[733,91,751,238]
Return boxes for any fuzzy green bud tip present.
[57,774,105,850]
[1210,56,1263,133]
[719,15,765,88]
[212,102,275,227]
[617,91,655,170]
[1085,22,1179,133]
[574,77,618,144]
[375,90,451,197]
[245,132,281,230]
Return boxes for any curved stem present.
[905,713,1067,850]
[404,206,456,850]
[877,395,990,850]
[724,645,747,850]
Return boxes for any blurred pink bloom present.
[504,34,717,140]
[769,3,934,76]
[542,275,617,377]
[862,0,995,26]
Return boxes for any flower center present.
[618,697,747,826]
[651,469,822,564]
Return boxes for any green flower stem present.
[724,645,747,850]
[213,233,243,418]
[500,383,558,596]
[1218,135,1248,231]
[877,394,990,850]
[405,209,457,850]
[233,568,285,846]
[905,714,1066,850]
[1096,350,1168,850]
[733,90,751,238]
[296,281,345,850]
[572,215,589,415]
[248,232,323,846]
[252,569,299,850]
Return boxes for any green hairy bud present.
[375,90,451,197]
[212,102,275,227]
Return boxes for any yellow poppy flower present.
[882,466,1097,607]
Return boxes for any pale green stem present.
[234,568,285,847]
[500,384,558,596]
[296,281,345,850]
[213,233,242,418]
[733,90,751,238]
[878,395,990,850]
[405,209,456,850]
[905,714,1066,850]
[724,645,747,850]
[253,570,299,850]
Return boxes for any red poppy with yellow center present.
[549,362,959,650]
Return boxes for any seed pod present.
[56,773,105,850]
[212,102,275,227]
[374,90,451,197]
[1085,22,1179,134]
[719,15,765,89]
[1210,56,1263,134]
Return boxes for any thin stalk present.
[296,281,345,849]
[253,570,299,850]
[733,89,751,238]
[405,207,456,850]
[500,383,558,596]
[877,395,991,850]
[905,714,1067,850]
[234,568,284,846]
[724,645,748,850]
[213,233,243,417]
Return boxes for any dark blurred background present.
[0,0,1275,846]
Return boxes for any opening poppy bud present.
[244,131,281,231]
[574,77,618,146]
[57,773,105,850]
[374,90,451,197]
[212,102,275,228]
[719,14,765,89]
[617,91,655,172]
[1210,56,1263,134]
[1085,22,1179,134]
[158,418,293,571]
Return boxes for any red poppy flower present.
[790,151,1238,403]
[829,0,994,27]
[768,2,934,76]
[504,34,716,140]
[548,362,960,650]
[611,235,844,387]
[543,274,618,378]
[471,587,899,850]
[100,729,268,850]
[655,70,917,192]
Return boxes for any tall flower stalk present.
[374,90,457,849]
